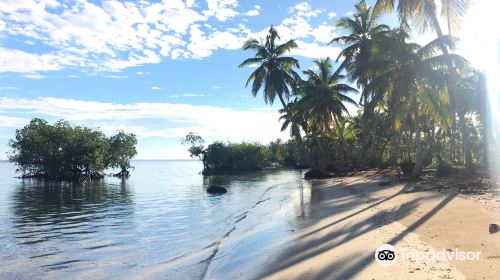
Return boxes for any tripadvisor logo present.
[375,244,397,266]
[375,244,482,267]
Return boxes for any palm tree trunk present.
[332,114,349,164]
[412,99,422,178]
[429,14,473,174]
[370,111,378,166]
[450,114,456,162]
[389,128,400,166]
[428,118,435,163]
[359,95,369,166]
[458,108,474,173]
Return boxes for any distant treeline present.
[8,118,137,181]
[182,132,303,175]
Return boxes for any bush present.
[8,118,137,181]
[434,156,454,177]
[183,133,302,174]
[203,141,269,173]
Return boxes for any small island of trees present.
[182,132,303,175]
[8,118,138,181]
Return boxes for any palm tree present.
[364,29,466,178]
[374,0,474,174]
[299,58,358,167]
[239,26,299,108]
[239,26,307,163]
[330,0,389,85]
[279,98,308,165]
[330,0,390,166]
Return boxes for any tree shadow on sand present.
[255,178,457,279]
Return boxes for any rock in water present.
[206,186,227,194]
[489,224,499,234]
[304,169,334,180]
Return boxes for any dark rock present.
[206,186,227,194]
[304,169,334,180]
[378,181,393,186]
[489,223,499,234]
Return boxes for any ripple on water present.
[0,161,310,279]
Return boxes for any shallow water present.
[0,160,314,280]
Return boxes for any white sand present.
[257,172,500,279]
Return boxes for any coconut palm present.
[373,0,470,35]
[239,26,308,163]
[363,29,467,178]
[299,58,358,167]
[279,98,308,165]
[330,0,390,166]
[238,26,299,108]
[330,0,389,85]
[374,0,474,174]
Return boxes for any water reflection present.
[12,179,133,228]
[6,178,134,271]
[0,161,315,279]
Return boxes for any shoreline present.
[255,171,499,279]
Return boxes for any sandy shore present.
[256,171,500,280]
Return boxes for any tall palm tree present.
[330,0,390,166]
[299,58,358,166]
[374,0,474,174]
[239,26,299,108]
[330,0,389,85]
[239,26,306,163]
[373,0,470,35]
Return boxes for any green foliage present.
[181,132,205,160]
[239,26,299,106]
[107,131,138,173]
[8,118,137,181]
[205,142,269,172]
[182,133,301,174]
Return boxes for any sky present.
[0,0,498,159]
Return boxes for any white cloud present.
[102,74,128,79]
[0,1,341,73]
[0,47,67,73]
[204,0,239,21]
[311,25,339,44]
[0,86,17,90]
[183,93,207,97]
[291,40,342,59]
[328,12,337,19]
[0,116,29,127]
[0,97,287,141]
[245,2,339,59]
[289,2,324,18]
[23,73,46,79]
[151,86,161,90]
[246,4,261,17]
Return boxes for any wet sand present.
[256,171,500,279]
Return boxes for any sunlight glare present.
[458,0,500,182]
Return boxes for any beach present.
[256,171,500,279]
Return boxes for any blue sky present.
[0,0,497,159]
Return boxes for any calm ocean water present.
[0,160,314,280]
